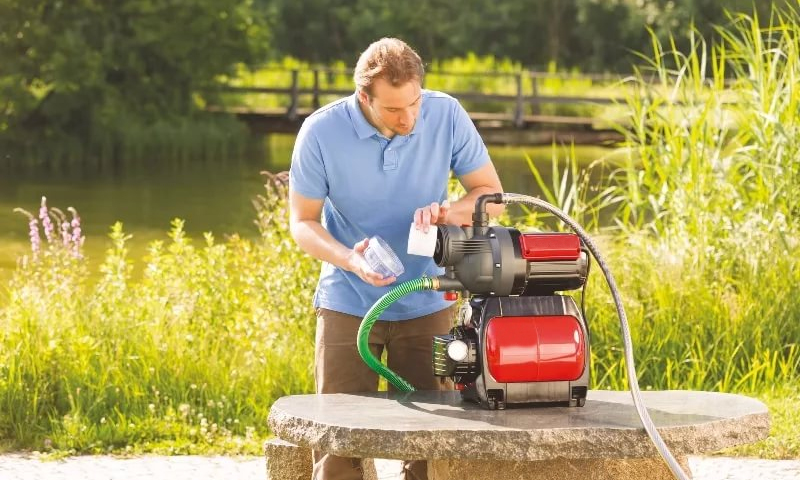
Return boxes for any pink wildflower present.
[39,196,54,243]
[13,208,41,255]
[68,207,84,257]
[61,221,71,246]
[29,217,41,254]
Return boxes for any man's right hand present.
[346,238,397,287]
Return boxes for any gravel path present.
[0,454,799,480]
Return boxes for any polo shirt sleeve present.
[450,100,490,177]
[289,121,329,200]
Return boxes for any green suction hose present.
[357,277,436,392]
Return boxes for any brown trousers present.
[312,306,455,480]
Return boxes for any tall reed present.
[528,6,800,394]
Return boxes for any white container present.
[407,222,438,257]
[364,235,405,278]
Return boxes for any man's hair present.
[354,38,425,96]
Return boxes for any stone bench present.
[266,390,769,480]
[264,438,380,480]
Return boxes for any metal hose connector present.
[357,277,436,392]
[501,192,689,480]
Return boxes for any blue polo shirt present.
[289,90,490,320]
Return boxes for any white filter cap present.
[407,222,437,257]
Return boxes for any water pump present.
[430,194,590,409]
[357,192,692,479]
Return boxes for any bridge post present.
[287,69,299,121]
[312,69,321,110]
[514,72,525,128]
[530,73,541,116]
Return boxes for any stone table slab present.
[269,390,769,461]
[267,390,770,480]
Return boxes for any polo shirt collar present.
[346,91,426,140]
[410,94,425,135]
[347,94,376,140]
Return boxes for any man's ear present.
[357,90,369,105]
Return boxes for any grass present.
[726,382,800,459]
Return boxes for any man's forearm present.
[290,220,356,271]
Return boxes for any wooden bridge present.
[208,68,629,146]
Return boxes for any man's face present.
[359,77,422,137]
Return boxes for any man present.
[288,37,504,480]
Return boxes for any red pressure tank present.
[485,315,586,383]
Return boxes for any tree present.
[261,0,794,72]
[0,0,267,153]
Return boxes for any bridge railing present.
[210,67,631,127]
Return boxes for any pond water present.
[0,135,614,284]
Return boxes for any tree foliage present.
[262,0,793,70]
[0,0,267,152]
[0,0,795,161]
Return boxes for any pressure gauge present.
[446,339,469,362]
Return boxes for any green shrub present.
[0,173,317,454]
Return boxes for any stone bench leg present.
[429,457,693,480]
[263,438,378,480]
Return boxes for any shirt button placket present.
[383,146,398,170]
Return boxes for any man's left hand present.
[413,200,449,233]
